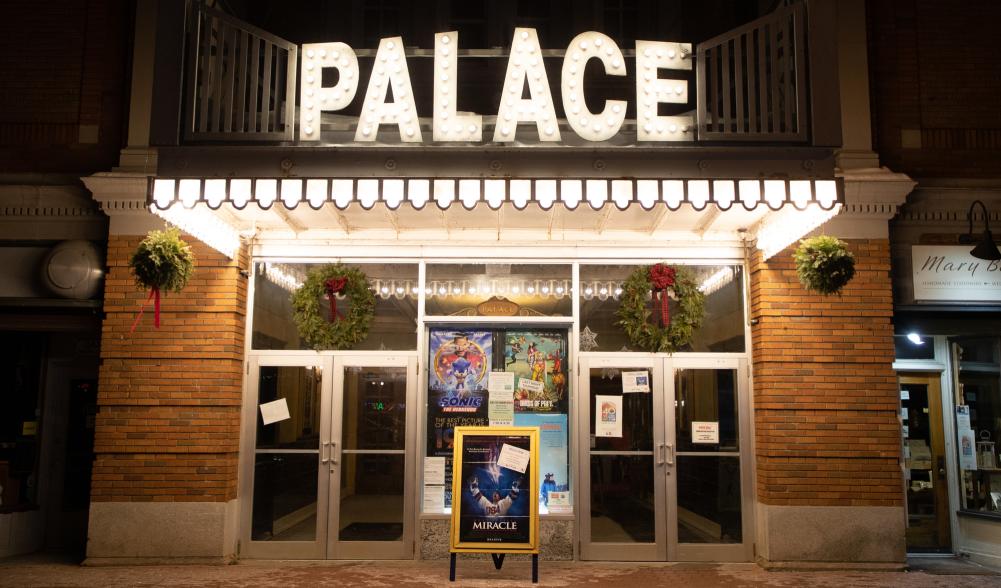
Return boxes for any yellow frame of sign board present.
[449,426,540,554]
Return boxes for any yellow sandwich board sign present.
[448,426,540,582]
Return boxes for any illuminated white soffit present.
[150,177,841,213]
[149,179,241,258]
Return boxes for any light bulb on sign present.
[299,42,359,141]
[355,36,422,142]
[493,28,561,142]
[635,40,692,142]
[562,32,626,141]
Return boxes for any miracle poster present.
[427,330,492,507]
[451,428,538,551]
[504,330,568,413]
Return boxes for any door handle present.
[656,443,666,465]
[330,440,338,466]
[665,443,675,466]
[321,441,330,464]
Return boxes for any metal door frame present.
[327,354,418,560]
[239,351,418,559]
[577,353,752,562]
[577,354,669,561]
[239,353,333,559]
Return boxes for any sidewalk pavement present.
[1,555,999,588]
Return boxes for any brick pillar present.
[750,238,905,567]
[86,233,247,561]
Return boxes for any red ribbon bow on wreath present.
[649,264,676,328]
[324,277,348,322]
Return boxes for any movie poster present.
[427,330,492,508]
[513,413,569,511]
[453,429,537,549]
[504,330,568,413]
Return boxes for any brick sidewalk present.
[1,558,1000,588]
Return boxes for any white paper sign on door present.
[692,421,720,444]
[958,428,978,471]
[595,395,623,438]
[497,443,531,473]
[622,371,650,393]
[423,456,446,485]
[259,398,291,425]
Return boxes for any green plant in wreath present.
[615,263,706,353]
[128,226,196,329]
[793,235,856,296]
[291,264,376,350]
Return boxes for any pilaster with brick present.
[748,167,914,567]
[82,173,249,561]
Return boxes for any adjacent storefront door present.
[240,354,417,559]
[899,373,952,552]
[578,355,752,561]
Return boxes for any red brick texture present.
[91,235,247,502]
[750,239,902,507]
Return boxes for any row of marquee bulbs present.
[260,263,736,300]
[299,29,691,143]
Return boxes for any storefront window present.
[425,264,572,317]
[894,334,935,361]
[423,328,571,515]
[578,264,745,352]
[954,337,1001,515]
[251,262,418,350]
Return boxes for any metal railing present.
[695,2,809,142]
[183,2,297,141]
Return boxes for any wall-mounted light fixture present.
[960,200,1001,261]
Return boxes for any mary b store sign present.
[912,245,1001,302]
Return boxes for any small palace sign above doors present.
[299,28,692,144]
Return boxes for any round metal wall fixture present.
[40,240,105,300]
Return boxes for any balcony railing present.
[183,4,297,141]
[695,3,808,142]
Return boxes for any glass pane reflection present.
[338,453,405,541]
[251,453,318,541]
[256,366,321,450]
[342,367,407,450]
[590,455,655,543]
[589,368,653,452]
[676,455,742,544]
[675,368,738,452]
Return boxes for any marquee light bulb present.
[355,36,423,142]
[299,42,359,141]
[493,28,561,142]
[562,32,626,141]
[635,40,692,142]
[433,32,482,142]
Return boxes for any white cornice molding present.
[822,167,917,238]
[81,172,162,235]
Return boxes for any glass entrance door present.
[327,356,416,559]
[240,354,416,559]
[579,355,751,561]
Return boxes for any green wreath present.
[793,235,856,296]
[291,264,376,350]
[615,263,706,353]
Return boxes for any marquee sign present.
[299,28,691,144]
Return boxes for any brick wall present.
[90,235,247,502]
[0,0,130,173]
[750,239,902,507]
[868,0,1001,177]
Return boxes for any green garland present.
[291,264,375,350]
[129,227,195,293]
[615,264,706,353]
[793,235,856,296]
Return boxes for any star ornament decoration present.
[580,326,599,352]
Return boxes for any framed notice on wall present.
[449,426,540,554]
